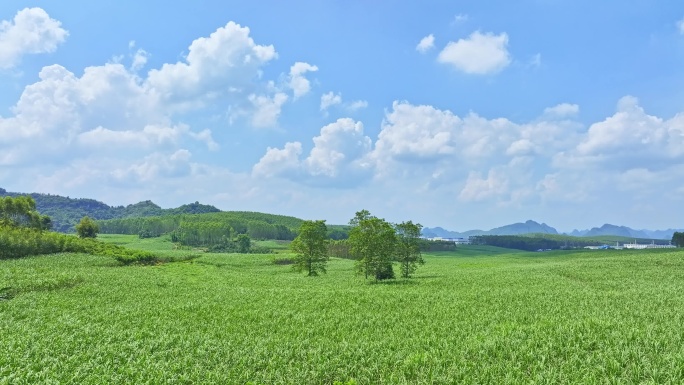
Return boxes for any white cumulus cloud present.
[146,21,277,102]
[0,7,68,69]
[288,62,318,99]
[437,31,511,74]
[416,34,435,53]
[253,118,373,186]
[320,91,342,111]
[248,92,288,128]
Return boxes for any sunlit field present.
[2,239,684,384]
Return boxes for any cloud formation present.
[288,62,318,99]
[437,31,511,74]
[0,7,68,69]
[253,118,373,186]
[416,34,435,53]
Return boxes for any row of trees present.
[290,210,425,280]
[673,232,684,248]
[98,212,298,241]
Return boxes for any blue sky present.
[1,1,684,232]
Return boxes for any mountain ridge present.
[424,220,681,240]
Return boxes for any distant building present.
[425,237,471,245]
[623,241,675,249]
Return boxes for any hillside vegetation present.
[97,211,304,241]
[0,189,220,232]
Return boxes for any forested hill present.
[97,211,305,241]
[0,188,220,232]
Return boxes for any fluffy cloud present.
[374,102,461,161]
[249,92,288,128]
[130,48,150,71]
[678,17,684,34]
[288,62,318,99]
[416,34,435,53]
[0,7,68,69]
[320,91,342,111]
[437,31,511,74]
[543,103,579,118]
[0,63,163,147]
[253,118,373,185]
[347,100,368,111]
[146,21,277,103]
[560,96,684,170]
[320,92,367,113]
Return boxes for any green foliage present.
[291,220,329,276]
[3,246,684,382]
[0,195,48,230]
[672,232,684,247]
[328,239,353,259]
[395,221,424,278]
[75,216,99,238]
[99,211,300,242]
[0,225,176,265]
[0,189,222,232]
[236,233,251,253]
[471,235,564,251]
[348,210,396,280]
[419,239,457,252]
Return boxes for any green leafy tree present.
[0,196,44,229]
[395,220,425,278]
[291,220,329,276]
[76,216,99,238]
[673,232,684,247]
[236,233,251,253]
[348,210,396,280]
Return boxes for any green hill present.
[0,189,220,232]
[97,211,304,241]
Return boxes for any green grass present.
[2,239,684,384]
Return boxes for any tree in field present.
[291,220,329,276]
[75,216,99,238]
[348,210,397,280]
[395,220,424,278]
[236,233,251,253]
[673,232,684,247]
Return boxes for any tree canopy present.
[348,211,397,281]
[291,220,330,276]
[395,221,424,278]
[0,196,51,230]
[76,216,100,238]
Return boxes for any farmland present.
[2,238,684,384]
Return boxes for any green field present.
[2,239,684,384]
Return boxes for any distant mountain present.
[488,220,558,235]
[570,224,682,240]
[0,189,220,232]
[423,220,557,238]
[425,220,681,241]
[583,224,647,238]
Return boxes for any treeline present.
[0,195,186,264]
[0,188,220,232]
[471,235,564,251]
[98,211,302,241]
